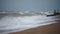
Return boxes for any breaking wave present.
[0,12,60,34]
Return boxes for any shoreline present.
[10,15,60,34]
[10,21,60,34]
[0,15,60,34]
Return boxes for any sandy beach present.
[10,15,60,34]
[10,21,60,34]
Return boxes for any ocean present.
[0,12,60,34]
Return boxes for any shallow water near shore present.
[0,14,60,34]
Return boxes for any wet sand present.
[10,16,60,34]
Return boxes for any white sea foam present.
[0,13,60,34]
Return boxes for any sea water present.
[0,12,60,34]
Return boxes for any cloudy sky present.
[0,0,60,11]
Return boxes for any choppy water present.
[0,13,60,34]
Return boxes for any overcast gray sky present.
[0,0,60,11]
